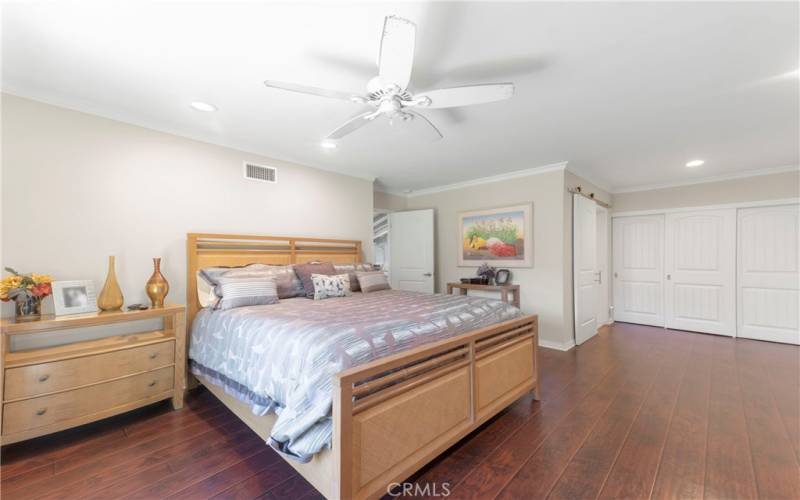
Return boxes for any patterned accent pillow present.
[334,263,376,292]
[356,271,391,293]
[294,262,337,298]
[200,263,304,299]
[214,275,279,310]
[311,273,352,300]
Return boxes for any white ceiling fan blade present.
[377,16,416,90]
[264,80,362,101]
[395,111,443,142]
[326,112,376,140]
[416,83,514,109]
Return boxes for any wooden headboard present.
[186,233,362,326]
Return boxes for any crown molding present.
[612,164,800,194]
[377,161,569,198]
[563,165,614,194]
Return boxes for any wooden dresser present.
[0,304,186,445]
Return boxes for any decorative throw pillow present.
[334,263,376,292]
[200,263,304,299]
[310,273,352,300]
[214,275,279,310]
[294,262,337,298]
[356,271,391,293]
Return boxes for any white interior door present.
[574,195,598,345]
[596,207,611,326]
[389,209,434,293]
[664,209,736,335]
[738,205,800,344]
[612,215,665,327]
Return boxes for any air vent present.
[243,162,277,183]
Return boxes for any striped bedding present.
[188,289,522,462]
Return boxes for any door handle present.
[423,273,433,277]
[666,274,671,280]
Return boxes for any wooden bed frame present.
[186,233,539,500]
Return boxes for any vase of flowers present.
[1,268,54,321]
[477,263,497,285]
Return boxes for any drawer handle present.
[36,408,47,416]
[149,353,158,359]
[38,374,50,383]
[148,381,157,387]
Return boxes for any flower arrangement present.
[476,263,497,284]
[1,268,53,320]
[0,268,53,302]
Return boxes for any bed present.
[186,233,539,500]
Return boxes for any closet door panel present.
[665,209,736,335]
[738,205,800,344]
[612,215,664,327]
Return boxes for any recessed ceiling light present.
[685,159,704,168]
[190,101,217,112]
[321,141,337,150]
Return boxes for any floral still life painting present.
[459,204,532,267]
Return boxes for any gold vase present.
[146,257,169,308]
[97,256,124,311]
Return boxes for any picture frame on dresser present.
[52,280,97,315]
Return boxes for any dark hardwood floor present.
[2,323,798,499]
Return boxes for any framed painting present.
[458,203,532,267]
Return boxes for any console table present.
[446,283,521,308]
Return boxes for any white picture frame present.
[52,280,98,315]
[458,203,533,268]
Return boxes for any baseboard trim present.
[539,339,576,351]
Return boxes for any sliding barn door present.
[738,205,800,344]
[573,195,598,345]
[664,209,736,336]
[612,215,665,327]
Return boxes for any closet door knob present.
[38,374,50,382]
[36,408,47,416]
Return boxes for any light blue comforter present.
[189,289,522,461]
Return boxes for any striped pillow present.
[214,276,279,310]
[356,271,391,293]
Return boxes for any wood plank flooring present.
[2,323,798,499]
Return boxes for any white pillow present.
[197,271,217,308]
[311,273,352,300]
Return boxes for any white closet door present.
[738,205,800,344]
[612,215,665,327]
[664,209,736,335]
[574,195,598,345]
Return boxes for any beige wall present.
[373,190,408,211]
[612,170,799,212]
[405,169,572,347]
[1,95,374,327]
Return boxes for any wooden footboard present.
[333,314,539,500]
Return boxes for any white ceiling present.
[3,2,798,193]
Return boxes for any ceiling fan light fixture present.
[685,159,705,168]
[190,101,217,112]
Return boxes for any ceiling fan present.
[264,15,514,143]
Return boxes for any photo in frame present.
[52,280,98,315]
[458,203,532,268]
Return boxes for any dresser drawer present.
[3,366,174,435]
[4,340,175,400]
